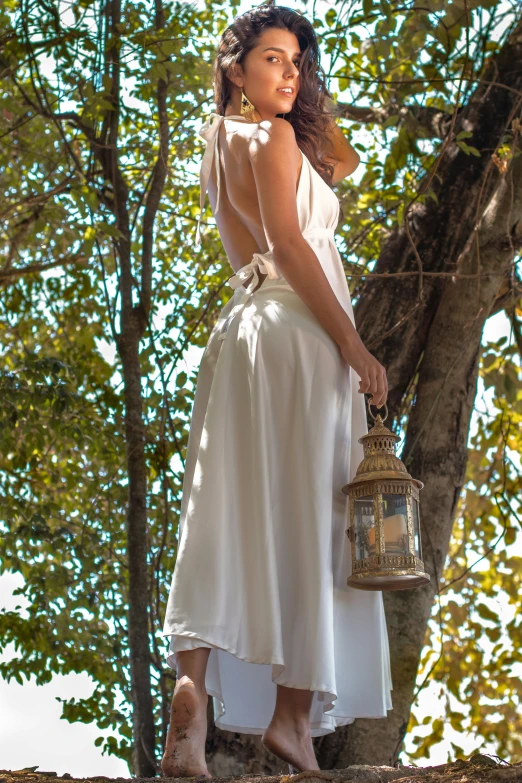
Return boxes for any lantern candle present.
[367,513,408,554]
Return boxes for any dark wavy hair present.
[212,4,342,187]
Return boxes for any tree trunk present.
[107,0,157,766]
[315,89,522,773]
[121,320,157,777]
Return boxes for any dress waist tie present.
[217,226,335,342]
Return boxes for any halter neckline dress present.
[162,112,393,736]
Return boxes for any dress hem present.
[163,630,392,737]
[163,629,336,694]
[164,629,287,669]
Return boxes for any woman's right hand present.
[340,335,388,408]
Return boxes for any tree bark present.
[120,312,157,777]
[2,755,519,783]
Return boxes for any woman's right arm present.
[247,118,387,408]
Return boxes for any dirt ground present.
[1,755,521,783]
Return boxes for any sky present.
[1,0,519,777]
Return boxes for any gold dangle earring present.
[240,87,256,122]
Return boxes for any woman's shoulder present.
[243,118,298,163]
[223,117,298,170]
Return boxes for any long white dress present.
[162,112,393,737]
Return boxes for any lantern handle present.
[366,395,388,422]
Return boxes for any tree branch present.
[489,270,522,316]
[506,302,522,355]
[336,101,460,139]
[139,0,170,332]
[0,177,75,220]
[0,254,88,286]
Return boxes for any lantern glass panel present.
[381,493,409,556]
[353,496,375,560]
[412,497,422,559]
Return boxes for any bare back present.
[206,116,302,274]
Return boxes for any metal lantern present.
[342,399,430,591]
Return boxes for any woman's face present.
[237,27,301,119]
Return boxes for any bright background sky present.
[1,0,518,776]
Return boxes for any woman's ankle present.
[268,714,310,737]
[175,675,207,702]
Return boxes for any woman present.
[162,5,392,778]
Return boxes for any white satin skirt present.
[162,274,393,736]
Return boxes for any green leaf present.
[325,8,336,26]
[456,140,482,156]
[383,114,400,129]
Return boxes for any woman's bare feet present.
[262,717,319,772]
[161,676,212,778]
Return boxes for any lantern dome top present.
[346,410,423,489]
